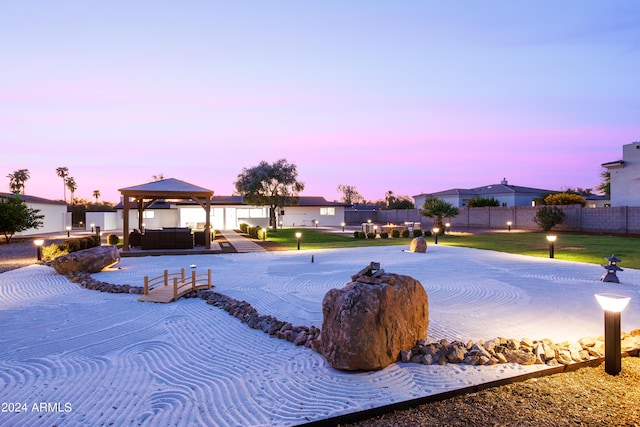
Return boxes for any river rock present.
[52,245,120,274]
[320,271,429,371]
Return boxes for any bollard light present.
[341,222,346,232]
[295,232,302,250]
[91,223,95,232]
[433,227,440,244]
[262,227,267,241]
[546,235,557,258]
[507,221,512,232]
[34,239,44,261]
[445,222,451,234]
[595,293,631,375]
[66,226,71,237]
[314,220,319,228]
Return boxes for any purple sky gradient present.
[2,1,639,203]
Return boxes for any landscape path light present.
[66,226,71,237]
[445,222,450,234]
[546,235,557,258]
[295,232,302,250]
[507,221,512,231]
[90,223,95,233]
[262,227,267,241]
[34,239,44,261]
[595,293,631,375]
[432,227,440,244]
[341,222,345,232]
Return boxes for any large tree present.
[597,170,610,196]
[56,166,69,202]
[7,169,30,195]
[0,195,44,243]
[336,184,363,205]
[92,190,101,203]
[421,197,459,233]
[234,159,305,230]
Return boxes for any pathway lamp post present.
[507,221,512,232]
[262,228,267,241]
[341,222,345,232]
[295,232,302,250]
[66,226,71,237]
[314,220,319,228]
[433,227,440,244]
[90,223,95,233]
[546,235,557,258]
[445,222,450,234]
[34,239,44,261]
[595,293,631,375]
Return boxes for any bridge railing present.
[143,268,212,298]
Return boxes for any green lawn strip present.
[438,232,640,269]
[265,228,409,250]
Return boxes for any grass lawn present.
[264,228,640,269]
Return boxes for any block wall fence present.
[345,206,640,235]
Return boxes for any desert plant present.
[42,243,69,261]
[421,197,459,231]
[107,234,119,245]
[533,206,565,231]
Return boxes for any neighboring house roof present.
[601,160,624,169]
[0,192,67,205]
[414,182,556,199]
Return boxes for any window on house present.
[320,207,335,216]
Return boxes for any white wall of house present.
[608,143,640,207]
[16,202,68,236]
[280,206,345,227]
[85,212,119,231]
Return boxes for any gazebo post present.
[205,197,211,249]
[123,196,132,251]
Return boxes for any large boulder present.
[321,267,429,371]
[409,236,427,253]
[52,245,120,275]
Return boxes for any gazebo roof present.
[119,178,213,198]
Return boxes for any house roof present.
[414,182,556,199]
[0,192,67,205]
[601,160,624,169]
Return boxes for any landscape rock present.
[52,245,120,274]
[320,270,429,371]
[409,236,427,253]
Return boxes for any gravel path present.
[0,237,47,273]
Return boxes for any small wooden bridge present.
[138,268,213,303]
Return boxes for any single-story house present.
[0,192,69,236]
[602,142,640,207]
[413,179,557,208]
[115,195,347,230]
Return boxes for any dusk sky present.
[3,1,639,204]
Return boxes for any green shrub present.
[78,237,88,250]
[107,234,119,245]
[413,229,423,238]
[401,229,410,238]
[423,230,432,237]
[467,197,501,207]
[533,206,565,231]
[42,243,69,261]
[544,193,586,207]
[257,228,267,240]
[391,229,400,238]
[380,232,389,239]
[367,232,376,239]
[64,239,81,252]
[357,231,366,239]
[353,231,360,238]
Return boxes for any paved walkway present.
[217,229,266,253]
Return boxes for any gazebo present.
[119,178,214,251]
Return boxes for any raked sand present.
[1,245,640,426]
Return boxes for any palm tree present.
[421,197,459,233]
[56,167,69,202]
[66,177,77,205]
[7,169,30,194]
[92,190,101,203]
